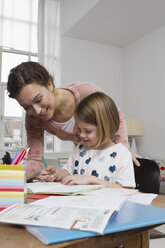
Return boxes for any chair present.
[133,158,160,194]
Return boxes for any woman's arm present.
[24,114,45,180]
[112,107,129,147]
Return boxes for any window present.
[0,47,38,150]
[0,0,59,155]
[0,0,38,152]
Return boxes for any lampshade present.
[126,119,144,137]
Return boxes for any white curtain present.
[0,0,38,53]
[38,0,60,84]
[38,0,61,152]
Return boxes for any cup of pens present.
[12,148,30,165]
[2,148,29,166]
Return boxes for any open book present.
[24,200,165,245]
[0,194,126,235]
[27,182,104,195]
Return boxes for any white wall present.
[58,28,165,159]
[59,36,123,152]
[124,26,165,159]
[61,36,123,106]
[59,2,165,158]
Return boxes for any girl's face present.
[76,118,98,148]
[16,82,55,120]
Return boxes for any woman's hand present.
[40,165,57,182]
[131,152,142,166]
[61,174,98,185]
[74,130,81,144]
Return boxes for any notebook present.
[27,182,104,195]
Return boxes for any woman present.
[7,61,139,180]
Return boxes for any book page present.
[31,195,126,211]
[0,203,114,234]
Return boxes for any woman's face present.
[16,82,55,120]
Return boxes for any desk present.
[0,195,165,248]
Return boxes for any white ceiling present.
[63,0,165,47]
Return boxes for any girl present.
[41,92,135,188]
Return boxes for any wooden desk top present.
[0,195,165,248]
[151,194,165,208]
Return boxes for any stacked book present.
[0,164,26,211]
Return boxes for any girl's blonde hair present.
[75,92,120,149]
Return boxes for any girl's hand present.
[61,174,98,185]
[40,165,57,182]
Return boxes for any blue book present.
[26,201,165,245]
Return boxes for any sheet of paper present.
[83,187,157,205]
[127,193,158,205]
[31,195,126,211]
[83,187,138,196]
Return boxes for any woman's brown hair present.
[7,61,54,98]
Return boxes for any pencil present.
[41,156,51,176]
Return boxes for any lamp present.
[126,119,144,154]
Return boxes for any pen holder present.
[0,164,27,211]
